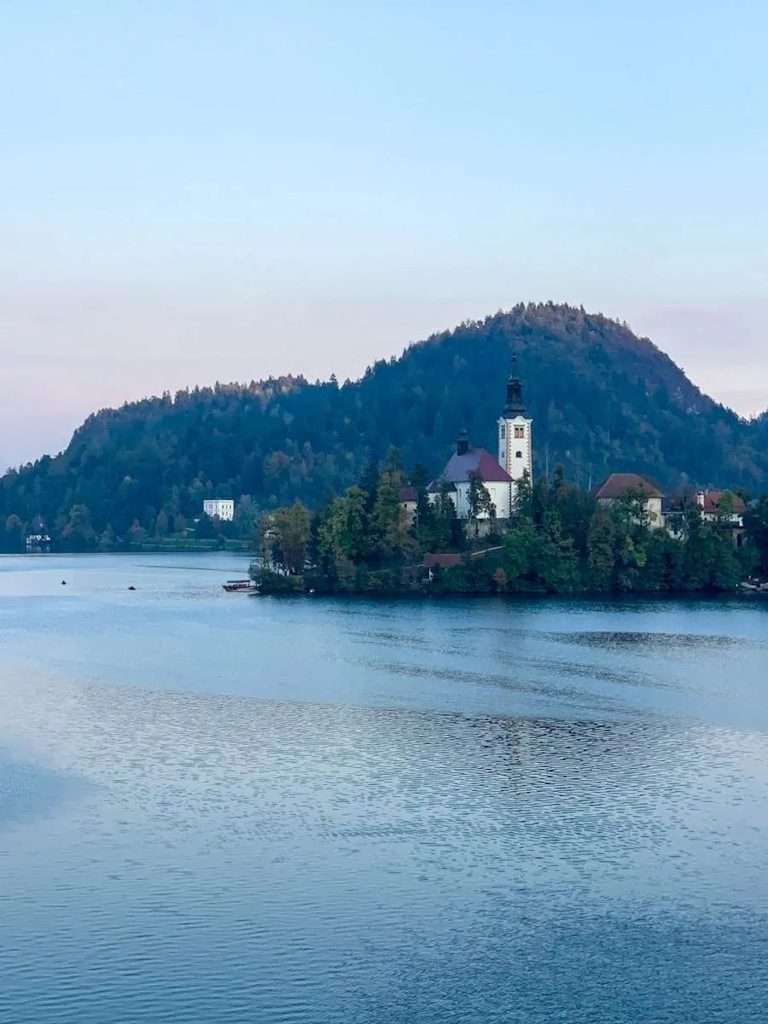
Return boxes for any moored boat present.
[222,579,258,593]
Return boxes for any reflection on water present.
[549,629,758,650]
[1,554,768,1023]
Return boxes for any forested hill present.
[2,303,767,546]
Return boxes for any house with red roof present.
[696,489,747,546]
[593,473,665,529]
[663,489,747,546]
[696,489,746,525]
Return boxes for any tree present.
[636,531,683,591]
[127,519,147,546]
[587,509,615,590]
[535,510,579,591]
[417,484,463,552]
[98,524,116,551]
[677,504,743,591]
[500,511,578,592]
[501,519,539,587]
[60,505,96,551]
[154,508,170,537]
[714,490,737,523]
[746,497,768,574]
[3,514,25,553]
[513,469,534,520]
[467,473,495,538]
[195,513,215,539]
[371,452,406,560]
[318,486,371,565]
[273,502,311,574]
[234,495,260,549]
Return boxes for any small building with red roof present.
[696,489,746,524]
[593,473,665,529]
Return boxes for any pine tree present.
[587,509,615,590]
[513,469,534,521]
[273,502,311,574]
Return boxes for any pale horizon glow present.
[2,2,767,469]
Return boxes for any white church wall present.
[454,481,512,521]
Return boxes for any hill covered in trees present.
[2,303,766,550]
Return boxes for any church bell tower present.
[498,359,533,486]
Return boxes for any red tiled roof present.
[700,490,746,515]
[594,473,663,500]
[438,447,512,485]
[423,552,463,569]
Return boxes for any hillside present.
[2,303,766,548]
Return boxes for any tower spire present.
[503,356,526,417]
[498,355,533,489]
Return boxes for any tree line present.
[254,457,768,596]
[3,303,768,553]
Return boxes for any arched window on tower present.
[516,451,523,459]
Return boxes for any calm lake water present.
[2,553,768,1023]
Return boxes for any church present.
[428,364,533,525]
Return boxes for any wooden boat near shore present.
[222,579,258,593]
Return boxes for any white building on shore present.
[202,498,235,522]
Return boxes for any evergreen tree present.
[371,450,409,561]
[501,519,539,587]
[746,497,768,573]
[3,514,25,553]
[513,469,534,521]
[61,505,96,551]
[535,510,579,591]
[273,502,312,574]
[318,486,371,565]
[587,509,615,590]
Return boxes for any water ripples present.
[1,559,768,1021]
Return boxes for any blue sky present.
[2,1,767,466]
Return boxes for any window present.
[516,451,523,459]
[514,425,525,439]
[500,425,505,438]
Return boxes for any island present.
[252,371,768,597]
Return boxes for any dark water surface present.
[1,554,767,1023]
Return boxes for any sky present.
[2,1,767,468]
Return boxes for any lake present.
[1,553,767,1023]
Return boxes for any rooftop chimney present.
[456,429,470,456]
